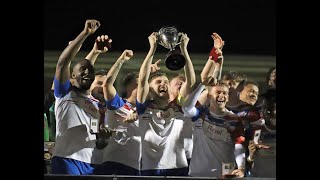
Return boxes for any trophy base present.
[165,53,186,71]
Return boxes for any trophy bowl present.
[158,26,186,71]
[165,50,186,71]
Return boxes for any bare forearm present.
[201,59,215,82]
[104,58,126,100]
[58,31,89,67]
[56,31,89,82]
[107,58,126,86]
[180,47,196,97]
[197,89,209,105]
[182,83,205,117]
[137,46,156,103]
[215,56,224,80]
[85,49,100,65]
[139,46,156,84]
[212,64,220,79]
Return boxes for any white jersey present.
[175,94,194,160]
[53,78,101,164]
[188,108,241,177]
[102,93,141,170]
[182,119,193,160]
[137,100,188,170]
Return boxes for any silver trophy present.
[158,26,186,71]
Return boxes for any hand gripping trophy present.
[157,26,186,71]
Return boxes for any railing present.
[44,174,276,180]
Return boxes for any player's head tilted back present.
[148,72,170,100]
[239,81,259,106]
[169,73,185,98]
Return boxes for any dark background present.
[44,0,275,55]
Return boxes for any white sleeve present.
[234,143,246,168]
[182,83,206,118]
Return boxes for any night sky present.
[44,0,275,55]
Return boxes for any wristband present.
[209,47,220,63]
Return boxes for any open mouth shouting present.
[158,86,168,96]
[216,98,226,106]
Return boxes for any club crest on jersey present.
[151,108,175,125]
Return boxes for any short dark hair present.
[236,80,259,92]
[95,69,107,76]
[208,81,229,95]
[223,71,247,83]
[215,81,229,89]
[170,73,186,82]
[121,72,139,97]
[123,72,139,86]
[244,80,259,88]
[149,72,168,83]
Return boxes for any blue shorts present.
[140,166,189,176]
[93,161,140,175]
[51,156,95,175]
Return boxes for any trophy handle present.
[159,41,166,48]
[176,32,183,46]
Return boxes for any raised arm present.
[198,53,224,105]
[198,33,225,105]
[55,19,100,84]
[201,58,215,83]
[85,35,111,65]
[201,32,224,82]
[182,83,205,118]
[137,32,158,103]
[214,53,224,80]
[179,33,196,98]
[103,50,134,100]
[182,76,214,118]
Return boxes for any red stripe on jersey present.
[123,103,131,111]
